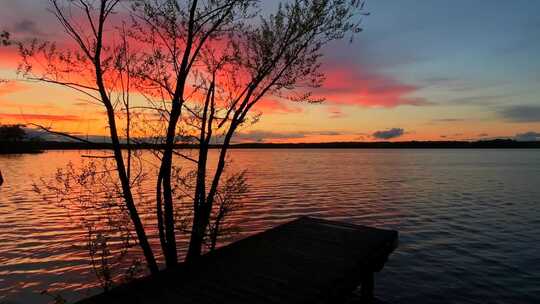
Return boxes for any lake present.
[1,149,539,303]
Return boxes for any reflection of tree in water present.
[33,155,248,291]
[34,159,142,291]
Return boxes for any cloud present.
[372,128,405,140]
[422,77,479,92]
[12,20,43,35]
[0,113,82,122]
[233,130,306,142]
[515,131,540,142]
[317,131,342,136]
[72,101,98,107]
[439,133,467,139]
[254,99,303,114]
[431,118,466,122]
[500,105,540,122]
[326,106,346,119]
[233,130,343,143]
[314,64,431,108]
[0,100,58,110]
[445,94,509,106]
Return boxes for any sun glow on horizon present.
[1,1,540,143]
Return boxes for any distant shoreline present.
[1,139,539,154]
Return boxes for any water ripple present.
[0,149,539,303]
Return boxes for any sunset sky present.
[1,0,539,143]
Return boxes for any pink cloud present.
[326,106,346,119]
[254,99,303,114]
[316,66,430,108]
[0,113,82,122]
[0,100,58,110]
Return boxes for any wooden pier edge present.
[77,216,399,304]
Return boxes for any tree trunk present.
[185,213,205,262]
[158,97,186,267]
[159,149,178,267]
[156,171,168,260]
[185,124,235,262]
[104,103,159,275]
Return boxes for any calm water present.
[1,149,539,303]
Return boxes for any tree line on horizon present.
[0,124,26,142]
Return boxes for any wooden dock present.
[77,216,398,304]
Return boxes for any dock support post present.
[361,271,374,302]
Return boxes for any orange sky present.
[1,1,540,143]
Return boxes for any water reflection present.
[1,149,540,303]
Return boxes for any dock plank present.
[77,216,398,304]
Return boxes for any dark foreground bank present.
[76,217,398,304]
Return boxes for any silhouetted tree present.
[19,0,159,275]
[0,31,10,46]
[19,0,366,276]
[33,158,148,291]
[1,31,12,86]
[0,124,26,142]
[128,0,259,267]
[175,0,367,261]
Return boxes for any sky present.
[1,0,540,143]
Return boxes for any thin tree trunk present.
[157,0,200,267]
[92,1,157,273]
[156,171,168,260]
[186,125,235,261]
[104,103,159,274]
[158,149,178,267]
[185,79,215,262]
